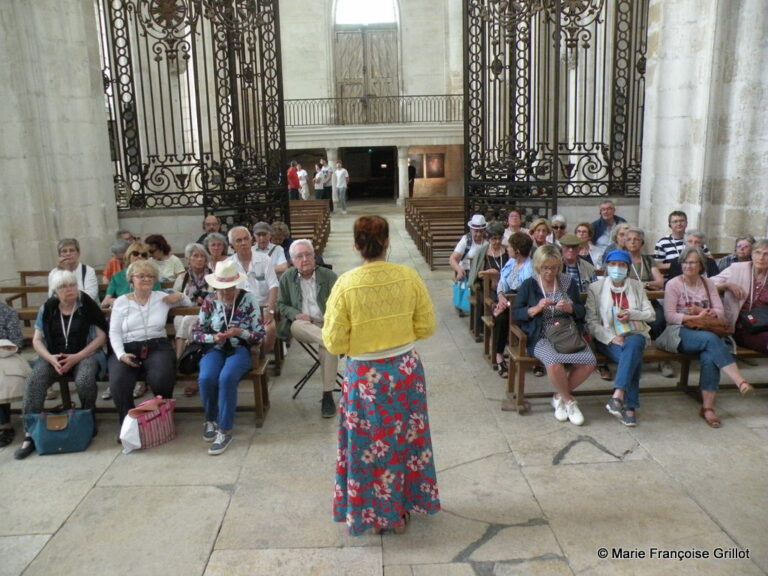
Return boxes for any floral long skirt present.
[333,349,441,535]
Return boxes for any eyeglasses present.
[133,274,156,280]
[130,252,149,258]
[293,252,314,260]
[736,244,751,249]
[541,265,558,271]
[551,225,565,230]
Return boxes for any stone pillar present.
[325,148,338,208]
[0,0,117,281]
[639,0,768,251]
[396,146,409,206]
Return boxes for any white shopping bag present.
[119,415,141,454]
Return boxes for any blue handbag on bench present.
[24,409,94,455]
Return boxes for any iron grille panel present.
[96,0,287,225]
[464,0,648,219]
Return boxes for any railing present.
[284,94,463,127]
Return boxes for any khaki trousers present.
[290,320,338,392]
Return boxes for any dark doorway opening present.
[341,147,397,200]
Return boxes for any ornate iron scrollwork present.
[96,0,287,225]
[465,0,648,218]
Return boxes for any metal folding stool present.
[293,340,343,399]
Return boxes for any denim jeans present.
[677,326,735,391]
[198,346,252,431]
[595,333,646,410]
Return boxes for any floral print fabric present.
[333,350,440,535]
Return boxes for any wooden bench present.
[499,291,696,414]
[13,306,271,427]
[289,199,331,254]
[404,197,465,270]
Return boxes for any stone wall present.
[0,0,116,282]
[639,0,768,252]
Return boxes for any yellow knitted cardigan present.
[322,261,435,356]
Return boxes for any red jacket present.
[286,166,299,189]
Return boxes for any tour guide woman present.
[322,215,440,536]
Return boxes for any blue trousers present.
[595,333,646,410]
[198,346,252,431]
[677,327,734,391]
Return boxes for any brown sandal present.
[737,381,753,396]
[699,407,721,428]
[184,385,199,397]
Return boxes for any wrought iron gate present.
[464,0,649,220]
[96,0,287,226]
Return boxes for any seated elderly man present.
[718,235,755,271]
[197,214,221,244]
[666,230,720,279]
[278,239,339,418]
[228,226,279,353]
[449,214,489,317]
[47,238,99,303]
[252,221,289,277]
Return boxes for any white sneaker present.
[659,362,675,378]
[565,400,585,426]
[552,395,568,422]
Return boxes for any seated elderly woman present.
[102,238,129,285]
[173,243,213,396]
[586,250,655,427]
[48,238,100,302]
[624,227,666,343]
[493,231,534,377]
[14,270,108,459]
[513,244,596,425]
[108,260,192,427]
[145,233,186,282]
[712,238,768,353]
[658,246,752,428]
[528,218,551,253]
[599,222,632,268]
[573,221,605,270]
[468,221,508,339]
[0,303,31,448]
[189,261,264,455]
[101,242,161,308]
[204,232,230,268]
[666,230,720,279]
[717,235,755,272]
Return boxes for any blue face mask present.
[607,265,628,282]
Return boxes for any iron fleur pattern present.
[464,0,648,219]
[97,0,288,227]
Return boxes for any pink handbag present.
[121,396,176,452]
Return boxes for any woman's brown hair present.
[354,215,389,259]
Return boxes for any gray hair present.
[679,246,707,273]
[50,270,78,292]
[115,229,133,240]
[289,238,314,258]
[110,238,130,256]
[57,238,80,254]
[551,214,566,224]
[684,229,706,243]
[753,238,768,252]
[204,232,228,249]
[735,235,755,248]
[625,227,646,243]
[184,242,209,260]
[227,226,251,244]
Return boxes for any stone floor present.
[1,200,766,576]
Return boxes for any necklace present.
[682,276,701,307]
[488,247,503,271]
[749,266,768,310]
[630,256,645,281]
[59,302,77,351]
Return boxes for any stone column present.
[396,146,409,206]
[639,0,768,251]
[325,148,338,209]
[0,0,117,280]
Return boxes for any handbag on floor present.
[453,280,470,313]
[120,396,176,454]
[24,409,94,455]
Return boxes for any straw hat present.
[205,260,246,290]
